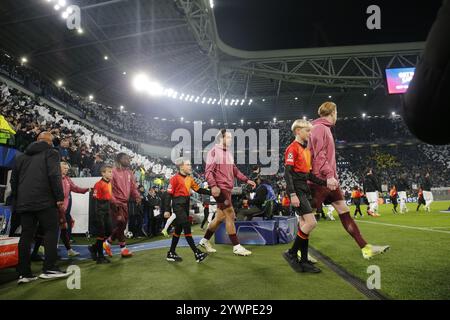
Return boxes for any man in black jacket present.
[10,132,69,284]
[237,177,276,221]
[363,169,381,217]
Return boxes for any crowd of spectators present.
[1,81,175,184]
[1,49,448,204]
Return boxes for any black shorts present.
[93,200,112,238]
[293,192,313,216]
[172,202,190,226]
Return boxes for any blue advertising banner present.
[215,216,297,245]
[0,206,12,237]
[0,146,18,168]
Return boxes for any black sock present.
[170,225,182,253]
[290,235,302,255]
[170,235,180,253]
[183,225,199,253]
[96,239,104,257]
[297,229,309,262]
[185,236,199,253]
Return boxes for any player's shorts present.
[366,191,379,204]
[309,183,344,208]
[110,202,129,223]
[293,192,313,216]
[93,200,112,237]
[398,191,407,200]
[173,206,189,226]
[423,191,433,202]
[213,189,233,210]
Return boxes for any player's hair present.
[100,164,113,173]
[318,101,337,117]
[291,119,312,133]
[60,161,69,167]
[215,128,229,143]
[116,152,128,162]
[175,157,190,168]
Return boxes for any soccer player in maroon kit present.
[198,129,256,256]
[103,153,141,258]
[309,102,389,259]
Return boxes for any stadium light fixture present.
[54,4,61,10]
[362,113,366,118]
[273,117,277,122]
[248,99,253,106]
[147,81,163,96]
[122,71,127,75]
[328,95,332,99]
[240,99,245,106]
[58,0,67,6]
[104,55,108,60]
[262,98,266,102]
[225,99,229,106]
[61,11,69,19]
[88,95,94,101]
[240,119,244,124]
[303,116,307,120]
[364,93,367,97]
[77,28,83,34]
[295,97,298,100]
[132,73,150,92]
[21,56,28,64]
[120,105,124,111]
[57,80,63,87]
[392,111,396,116]
[190,96,194,102]
[211,119,214,124]
[209,0,214,9]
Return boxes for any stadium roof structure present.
[0,0,442,123]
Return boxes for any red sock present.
[204,229,214,240]
[339,212,367,248]
[228,233,239,246]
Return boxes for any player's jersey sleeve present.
[189,177,200,192]
[167,176,176,195]
[93,181,100,199]
[284,143,297,167]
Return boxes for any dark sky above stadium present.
[215,0,442,50]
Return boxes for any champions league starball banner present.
[385,67,416,94]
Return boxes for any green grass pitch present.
[1,201,449,300]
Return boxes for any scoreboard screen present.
[385,67,416,94]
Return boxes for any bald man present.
[11,131,69,284]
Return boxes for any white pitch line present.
[355,220,450,234]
